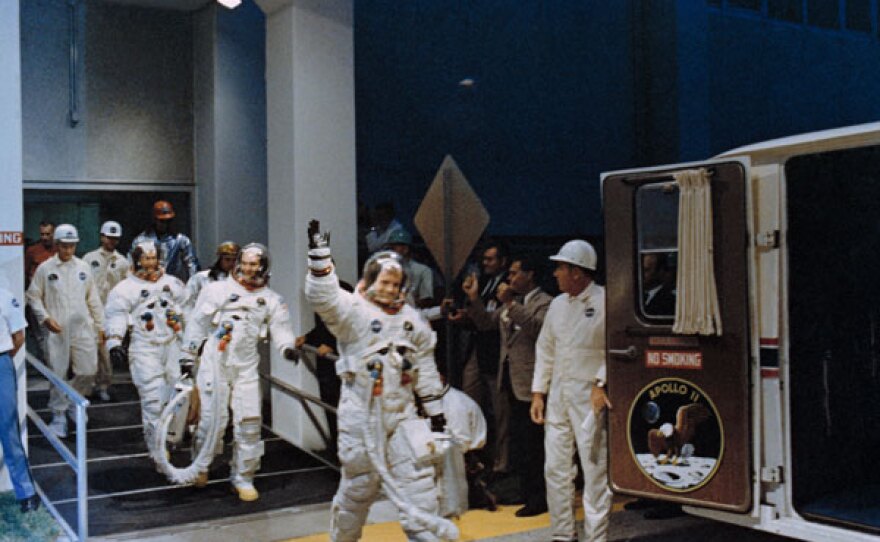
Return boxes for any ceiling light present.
[217,0,242,8]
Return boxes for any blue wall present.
[705,5,880,155]
[355,0,637,237]
[355,1,880,236]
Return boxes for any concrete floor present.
[88,498,799,542]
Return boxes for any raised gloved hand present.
[307,219,332,276]
[430,413,447,433]
[283,347,299,363]
[109,346,127,367]
[179,359,195,379]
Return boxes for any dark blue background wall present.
[355,0,636,237]
[355,1,880,236]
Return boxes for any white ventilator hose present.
[362,394,459,541]
[153,354,227,485]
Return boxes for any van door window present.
[636,182,679,320]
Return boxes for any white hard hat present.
[549,239,596,271]
[100,221,122,238]
[54,224,79,244]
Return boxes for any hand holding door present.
[591,384,612,415]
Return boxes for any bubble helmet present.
[234,243,270,288]
[361,250,410,308]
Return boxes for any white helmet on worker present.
[53,224,80,244]
[549,239,596,271]
[100,220,122,238]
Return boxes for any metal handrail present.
[260,345,339,452]
[25,351,89,541]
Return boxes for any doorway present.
[786,145,880,534]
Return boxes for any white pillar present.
[0,1,25,492]
[256,0,356,450]
[194,3,269,259]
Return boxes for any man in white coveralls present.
[181,243,297,501]
[530,240,612,542]
[104,240,187,460]
[83,220,128,402]
[304,220,456,542]
[26,224,104,438]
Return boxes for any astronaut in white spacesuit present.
[182,241,240,316]
[104,241,187,459]
[26,224,104,438]
[182,243,297,501]
[304,220,455,542]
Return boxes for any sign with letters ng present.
[0,232,23,246]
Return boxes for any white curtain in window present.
[673,168,722,335]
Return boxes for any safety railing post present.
[25,352,89,541]
[76,403,88,540]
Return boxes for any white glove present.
[308,219,332,275]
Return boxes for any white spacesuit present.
[182,241,239,316]
[26,224,104,438]
[104,241,187,458]
[440,384,486,452]
[182,243,296,502]
[304,221,454,542]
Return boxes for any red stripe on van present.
[761,367,780,378]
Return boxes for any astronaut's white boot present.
[231,475,259,502]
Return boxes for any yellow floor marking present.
[283,498,630,541]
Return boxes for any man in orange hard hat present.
[130,200,200,283]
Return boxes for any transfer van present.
[601,122,880,542]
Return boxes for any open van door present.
[601,159,753,512]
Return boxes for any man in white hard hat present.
[530,239,612,542]
[83,221,128,402]
[26,224,104,438]
[105,240,187,462]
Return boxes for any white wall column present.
[0,1,26,492]
[256,0,356,450]
[194,2,269,260]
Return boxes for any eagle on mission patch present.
[647,403,711,465]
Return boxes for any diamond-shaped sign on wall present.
[414,155,489,281]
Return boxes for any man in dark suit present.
[457,241,509,472]
[642,253,676,317]
[465,255,551,517]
